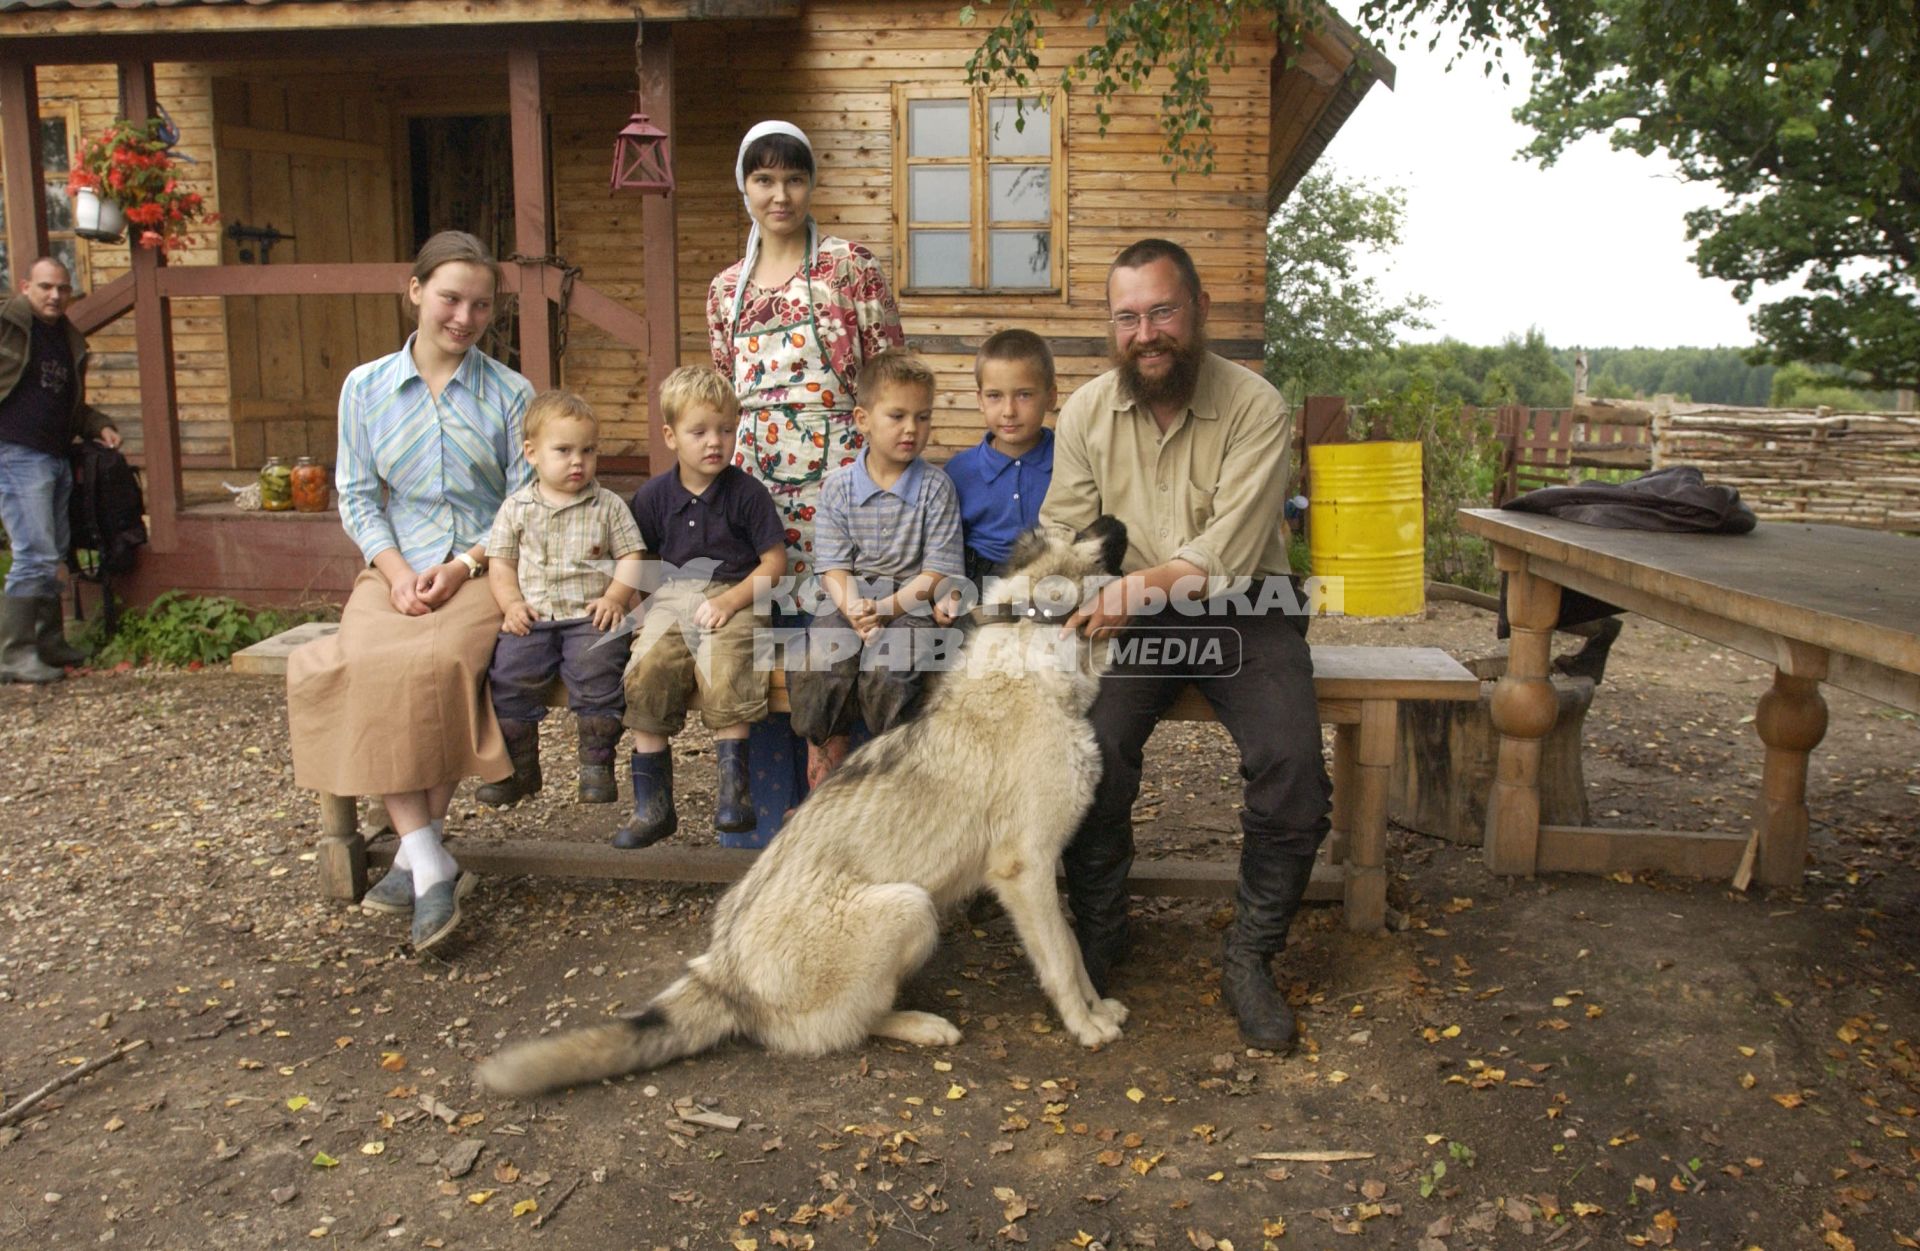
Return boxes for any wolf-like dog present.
[477,517,1131,1097]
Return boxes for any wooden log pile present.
[1654,405,1920,532]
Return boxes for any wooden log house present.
[0,0,1393,605]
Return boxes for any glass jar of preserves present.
[259,456,293,512]
[290,456,329,512]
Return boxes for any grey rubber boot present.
[1219,843,1319,1053]
[0,597,63,684]
[34,598,87,667]
[576,715,623,804]
[476,720,542,807]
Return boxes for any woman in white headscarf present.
[707,121,903,843]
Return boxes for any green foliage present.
[1348,330,1574,410]
[1266,169,1432,406]
[79,592,332,668]
[1553,347,1777,407]
[1766,363,1897,411]
[1348,372,1504,592]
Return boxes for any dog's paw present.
[1092,997,1129,1028]
[1067,1012,1123,1049]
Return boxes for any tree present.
[963,1,1920,388]
[1265,169,1431,405]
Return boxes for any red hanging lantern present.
[609,12,674,195]
[610,107,673,195]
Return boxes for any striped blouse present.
[335,336,534,573]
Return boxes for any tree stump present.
[1390,655,1593,844]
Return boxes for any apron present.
[726,223,862,580]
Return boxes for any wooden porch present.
[0,6,758,603]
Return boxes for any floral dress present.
[708,230,903,580]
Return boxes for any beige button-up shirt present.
[486,482,644,621]
[1039,352,1294,580]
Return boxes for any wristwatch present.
[454,552,484,579]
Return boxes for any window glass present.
[40,116,70,172]
[988,97,1050,157]
[45,185,74,233]
[909,167,970,223]
[989,230,1052,288]
[910,230,972,287]
[908,99,970,159]
[989,165,1048,223]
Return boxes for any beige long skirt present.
[288,569,511,796]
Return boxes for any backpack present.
[67,441,148,632]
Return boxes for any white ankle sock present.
[390,820,440,874]
[399,825,458,895]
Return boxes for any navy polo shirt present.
[944,428,1054,564]
[629,464,786,583]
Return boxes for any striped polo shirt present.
[335,336,534,573]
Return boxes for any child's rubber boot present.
[476,720,542,807]
[576,715,623,804]
[713,739,755,833]
[612,749,677,848]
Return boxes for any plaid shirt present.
[814,454,965,590]
[486,483,643,621]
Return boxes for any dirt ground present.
[2,601,1917,1251]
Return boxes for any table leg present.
[317,792,368,903]
[1327,722,1356,866]
[1344,699,1393,932]
[1752,667,1828,888]
[1485,555,1562,876]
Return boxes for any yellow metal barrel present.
[1307,441,1425,617]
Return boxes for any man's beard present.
[1115,329,1207,411]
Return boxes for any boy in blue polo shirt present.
[617,366,788,848]
[791,349,964,784]
[944,329,1058,587]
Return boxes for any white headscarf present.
[730,120,817,335]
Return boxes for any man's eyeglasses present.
[1108,302,1189,332]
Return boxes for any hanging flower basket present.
[72,186,127,243]
[67,117,215,255]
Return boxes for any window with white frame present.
[894,87,1063,293]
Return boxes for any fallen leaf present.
[286,1096,311,1112]
[1773,1092,1805,1109]
[311,1152,338,1169]
[467,1190,495,1206]
[513,1199,538,1218]
[1126,1088,1146,1103]
[360,1141,385,1156]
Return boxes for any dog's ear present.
[1074,515,1128,576]
[1005,525,1055,575]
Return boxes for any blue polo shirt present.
[944,428,1054,564]
[629,464,786,583]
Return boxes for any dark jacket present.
[0,292,116,445]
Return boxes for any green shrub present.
[79,592,335,668]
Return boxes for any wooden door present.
[213,77,401,471]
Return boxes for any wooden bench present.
[237,624,1477,932]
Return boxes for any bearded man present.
[1038,237,1330,1053]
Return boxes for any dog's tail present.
[475,973,736,1098]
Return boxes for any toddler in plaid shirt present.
[481,389,644,809]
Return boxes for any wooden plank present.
[640,22,679,469]
[0,58,51,274]
[1535,825,1750,879]
[357,839,1343,903]
[219,123,383,163]
[158,263,416,298]
[230,620,340,675]
[0,1,786,38]
[67,272,136,336]
[122,61,182,553]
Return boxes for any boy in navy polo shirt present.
[617,366,788,848]
[944,329,1058,587]
[790,350,964,784]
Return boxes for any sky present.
[1322,22,1774,350]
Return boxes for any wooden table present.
[238,625,1478,931]
[1459,509,1920,886]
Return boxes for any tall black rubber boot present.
[0,597,63,684]
[612,749,678,849]
[576,715,623,803]
[712,739,754,833]
[33,597,86,667]
[1219,842,1319,1052]
[476,719,542,807]
[1065,842,1135,999]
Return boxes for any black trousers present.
[786,608,947,744]
[1064,596,1333,974]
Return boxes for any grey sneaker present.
[411,872,476,953]
[361,867,475,917]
